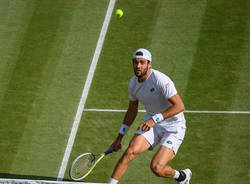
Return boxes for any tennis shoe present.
[178,168,192,184]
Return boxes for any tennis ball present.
[115,9,123,18]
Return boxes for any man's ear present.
[148,60,152,68]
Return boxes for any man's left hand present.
[140,118,155,131]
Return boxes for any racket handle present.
[104,147,115,155]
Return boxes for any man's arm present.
[111,100,138,151]
[123,100,139,125]
[141,93,185,131]
[161,93,185,119]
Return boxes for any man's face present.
[132,58,151,78]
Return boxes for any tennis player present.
[108,48,192,184]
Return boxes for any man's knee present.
[121,146,137,164]
[150,162,163,176]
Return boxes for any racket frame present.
[69,152,104,181]
[69,147,114,181]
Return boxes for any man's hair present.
[135,51,143,56]
[134,51,151,63]
[133,48,152,61]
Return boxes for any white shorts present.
[136,121,186,155]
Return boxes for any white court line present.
[84,108,250,114]
[0,178,105,184]
[57,0,116,180]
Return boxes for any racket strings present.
[71,154,95,179]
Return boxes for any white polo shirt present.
[128,69,185,128]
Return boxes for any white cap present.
[133,48,152,61]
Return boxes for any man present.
[108,48,192,184]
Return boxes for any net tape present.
[0,179,105,184]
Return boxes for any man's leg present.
[150,146,191,183]
[108,135,151,184]
[150,145,175,178]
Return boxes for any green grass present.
[0,0,250,183]
[0,0,109,177]
[68,112,250,184]
[184,0,250,111]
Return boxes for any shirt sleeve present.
[128,78,137,101]
[158,75,177,99]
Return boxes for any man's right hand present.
[111,134,123,151]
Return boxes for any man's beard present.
[134,67,148,78]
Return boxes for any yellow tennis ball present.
[115,9,123,18]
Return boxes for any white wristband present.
[152,113,164,124]
[119,124,130,135]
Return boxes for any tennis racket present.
[69,147,115,181]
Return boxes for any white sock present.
[108,177,119,184]
[174,170,180,179]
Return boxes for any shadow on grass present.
[0,173,72,182]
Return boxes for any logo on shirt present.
[166,140,172,144]
[165,83,169,88]
[150,88,155,92]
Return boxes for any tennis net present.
[0,179,106,184]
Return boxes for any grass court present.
[0,0,250,183]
